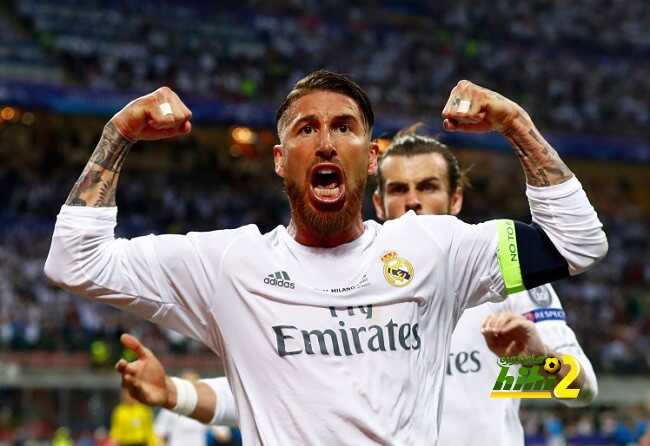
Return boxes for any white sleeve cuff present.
[201,377,239,427]
[526,175,581,199]
[526,176,607,275]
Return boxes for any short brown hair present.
[376,123,469,195]
[275,69,374,136]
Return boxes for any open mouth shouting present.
[309,162,346,210]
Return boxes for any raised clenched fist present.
[110,86,192,141]
[441,80,527,134]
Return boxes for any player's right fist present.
[110,86,192,141]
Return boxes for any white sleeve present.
[507,284,598,406]
[416,177,607,311]
[527,176,608,275]
[201,377,239,427]
[153,409,177,438]
[44,205,242,344]
[416,215,505,310]
[448,220,505,310]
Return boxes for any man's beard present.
[285,176,366,237]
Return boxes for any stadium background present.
[0,0,648,444]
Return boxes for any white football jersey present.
[154,408,209,446]
[205,285,598,446]
[438,284,597,446]
[48,207,506,445]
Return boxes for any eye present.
[300,125,314,135]
[337,124,349,133]
[420,183,438,192]
[387,184,408,195]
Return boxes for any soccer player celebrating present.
[373,129,598,444]
[45,71,607,444]
[117,127,598,445]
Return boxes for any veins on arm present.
[65,122,133,207]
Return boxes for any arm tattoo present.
[507,138,552,187]
[502,117,573,187]
[89,123,133,171]
[65,122,133,206]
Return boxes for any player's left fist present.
[441,80,527,134]
[110,86,192,142]
[480,312,546,357]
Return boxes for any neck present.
[288,215,365,248]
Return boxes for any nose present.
[315,132,337,160]
[404,191,422,213]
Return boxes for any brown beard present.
[285,175,366,237]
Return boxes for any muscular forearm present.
[442,81,573,188]
[65,122,133,207]
[64,87,190,207]
[442,81,606,274]
[501,113,573,187]
[192,382,219,424]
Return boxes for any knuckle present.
[143,96,159,110]
[145,91,159,103]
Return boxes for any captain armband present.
[496,220,569,295]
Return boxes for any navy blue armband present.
[497,220,569,294]
[516,221,569,289]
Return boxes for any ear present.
[372,190,386,221]
[273,145,285,178]
[367,141,379,175]
[449,188,464,216]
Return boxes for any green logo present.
[490,354,580,399]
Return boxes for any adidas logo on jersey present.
[264,271,295,289]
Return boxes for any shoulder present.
[381,211,459,228]
[380,211,461,239]
[181,224,265,252]
[375,213,467,258]
[383,212,492,251]
[386,212,499,238]
[187,224,262,243]
[190,224,294,261]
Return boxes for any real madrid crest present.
[381,251,414,287]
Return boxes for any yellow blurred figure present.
[110,388,159,446]
[52,427,73,446]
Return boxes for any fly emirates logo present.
[272,304,421,357]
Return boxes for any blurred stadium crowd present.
[0,0,649,444]
[2,0,649,138]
